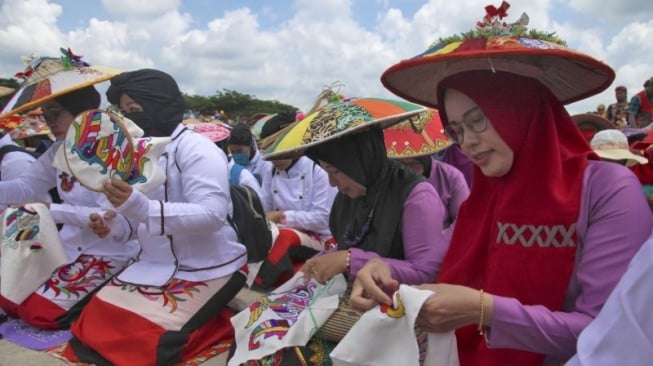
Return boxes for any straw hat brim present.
[0,86,15,97]
[263,109,429,160]
[0,64,122,120]
[571,113,615,132]
[594,148,648,167]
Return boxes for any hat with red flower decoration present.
[381,1,615,108]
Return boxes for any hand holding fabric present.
[102,178,133,207]
[301,250,348,284]
[349,258,399,311]
[414,284,493,333]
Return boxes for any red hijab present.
[436,71,598,365]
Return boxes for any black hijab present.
[106,69,185,137]
[54,85,101,116]
[308,127,423,258]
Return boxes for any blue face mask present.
[232,151,251,166]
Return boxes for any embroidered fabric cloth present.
[330,285,459,366]
[52,110,169,193]
[228,273,346,365]
[1,203,68,304]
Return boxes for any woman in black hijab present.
[302,126,444,285]
[70,69,247,365]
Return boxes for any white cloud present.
[0,0,650,116]
[101,0,181,18]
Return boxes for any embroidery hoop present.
[63,109,135,192]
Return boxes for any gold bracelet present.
[478,289,485,336]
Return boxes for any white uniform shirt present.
[113,125,247,285]
[0,141,139,263]
[260,156,335,240]
[0,134,51,210]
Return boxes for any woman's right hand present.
[349,258,399,311]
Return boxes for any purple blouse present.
[487,161,652,364]
[428,159,470,228]
[348,181,446,285]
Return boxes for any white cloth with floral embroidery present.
[52,110,170,194]
[330,285,459,366]
[228,272,347,366]
[1,203,68,304]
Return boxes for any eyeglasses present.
[42,108,65,122]
[443,109,488,144]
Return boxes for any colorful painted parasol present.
[384,109,451,158]
[191,122,232,142]
[263,97,429,160]
[0,48,122,119]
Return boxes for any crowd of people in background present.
[590,76,653,129]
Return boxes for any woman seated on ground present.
[259,111,336,248]
[0,57,138,330]
[241,101,448,362]
[351,11,652,365]
[66,69,247,366]
[302,126,446,285]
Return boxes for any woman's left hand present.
[301,250,348,284]
[102,178,133,207]
[414,284,493,333]
[266,211,284,224]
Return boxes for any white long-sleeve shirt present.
[111,125,247,285]
[0,140,139,263]
[0,134,50,210]
[260,156,335,240]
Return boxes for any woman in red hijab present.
[351,5,652,366]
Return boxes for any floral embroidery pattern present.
[112,278,208,313]
[42,255,116,299]
[245,281,317,350]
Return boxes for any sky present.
[1,0,652,115]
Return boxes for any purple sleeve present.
[487,162,653,362]
[348,181,446,284]
[429,160,470,227]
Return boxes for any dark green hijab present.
[308,127,423,258]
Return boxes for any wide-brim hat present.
[381,8,615,108]
[262,97,429,160]
[190,122,232,142]
[7,115,52,140]
[0,86,15,97]
[571,113,615,142]
[594,148,648,167]
[385,108,452,158]
[0,49,122,119]
[590,129,648,167]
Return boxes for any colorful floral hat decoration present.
[381,1,615,108]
